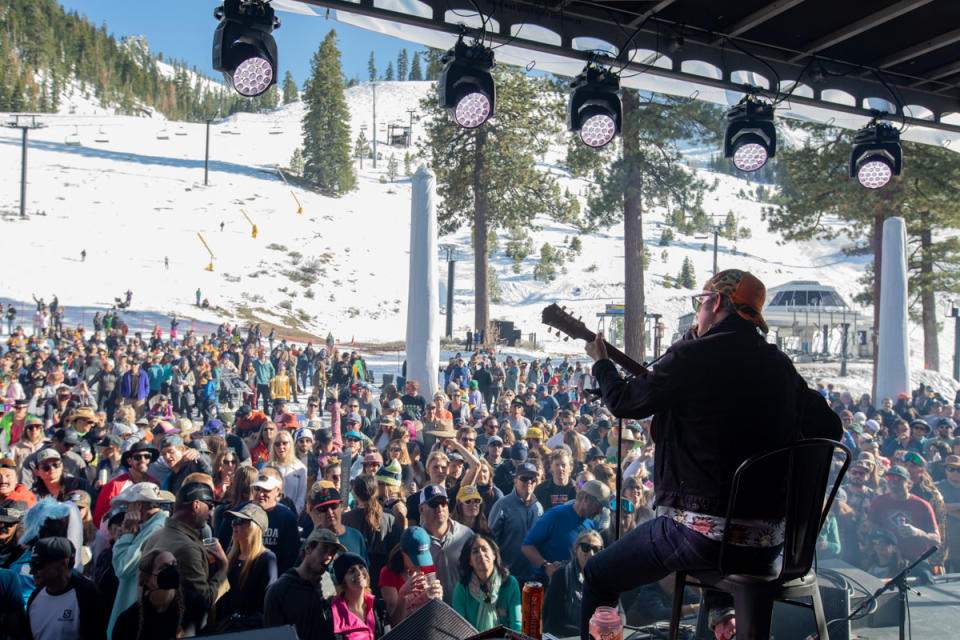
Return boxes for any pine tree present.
[409,52,423,81]
[354,131,370,169]
[425,48,444,81]
[387,154,399,182]
[397,49,409,81]
[677,257,696,288]
[289,147,305,175]
[583,90,723,360]
[421,65,575,334]
[368,52,376,82]
[385,62,394,81]
[282,71,298,103]
[301,31,356,196]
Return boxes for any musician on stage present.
[580,269,840,640]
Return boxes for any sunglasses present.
[389,447,402,453]
[129,453,153,461]
[579,543,602,554]
[849,469,868,476]
[39,462,62,471]
[946,466,960,473]
[314,502,339,513]
[517,476,537,483]
[691,292,717,312]
[463,499,482,506]
[222,459,237,465]
[426,499,448,509]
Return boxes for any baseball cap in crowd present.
[702,269,768,332]
[344,413,362,425]
[526,427,543,440]
[362,452,384,466]
[344,430,364,442]
[909,419,931,433]
[67,490,91,509]
[487,435,503,447]
[305,527,347,551]
[515,462,538,477]
[54,428,80,446]
[235,405,252,418]
[177,482,217,506]
[294,428,314,442]
[312,486,341,510]
[510,442,529,461]
[112,422,137,438]
[420,484,448,505]
[853,411,868,424]
[226,502,270,532]
[585,446,606,462]
[0,500,27,525]
[903,452,926,467]
[536,385,547,394]
[579,479,612,504]
[883,465,910,481]
[447,451,464,463]
[333,552,368,585]
[159,435,183,449]
[375,459,403,487]
[31,537,75,566]
[36,449,61,464]
[457,485,481,503]
[863,419,880,434]
[98,435,123,450]
[203,419,225,436]
[252,474,283,492]
[847,423,862,435]
[400,526,433,567]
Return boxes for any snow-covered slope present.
[1,80,957,399]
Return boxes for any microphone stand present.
[845,545,936,640]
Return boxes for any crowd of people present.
[0,304,955,640]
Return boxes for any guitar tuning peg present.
[561,305,567,311]
[578,316,583,322]
[563,336,569,342]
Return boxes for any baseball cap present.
[312,486,341,509]
[702,269,768,333]
[903,452,926,467]
[863,419,880,434]
[510,442,529,461]
[487,435,503,446]
[177,482,217,505]
[883,465,910,480]
[36,449,62,464]
[294,427,314,442]
[235,405,252,418]
[420,484,448,505]
[579,479,612,504]
[515,462,538,477]
[31,537,75,566]
[585,446,605,462]
[909,419,931,432]
[0,500,27,524]
[457,484,481,503]
[226,502,270,532]
[67,490,91,508]
[526,427,543,440]
[344,412,362,424]
[159,435,183,449]
[203,419,225,435]
[305,527,347,551]
[251,474,283,492]
[344,430,364,441]
[399,526,433,567]
[54,428,80,446]
[98,434,123,450]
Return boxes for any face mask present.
[477,483,491,494]
[156,564,180,590]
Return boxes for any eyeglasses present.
[516,476,537,483]
[314,502,339,513]
[946,466,960,473]
[691,292,717,312]
[463,499,482,506]
[39,462,62,471]
[579,543,602,554]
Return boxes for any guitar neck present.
[588,333,647,376]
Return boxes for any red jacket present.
[93,471,159,525]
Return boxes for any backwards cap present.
[703,269,768,333]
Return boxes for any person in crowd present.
[935,454,960,572]
[330,553,390,640]
[140,482,229,634]
[211,449,239,501]
[417,484,471,605]
[494,442,529,495]
[249,469,299,573]
[28,536,108,640]
[264,528,344,636]
[863,528,911,581]
[269,430,308,513]
[521,480,608,582]
[93,441,160,525]
[452,533,521,632]
[534,449,576,511]
[214,466,258,546]
[33,448,92,501]
[249,420,278,469]
[112,549,198,640]
[216,501,278,630]
[312,485,368,563]
[869,465,941,565]
[489,461,542,583]
[343,474,402,596]
[602,497,636,547]
[378,526,442,624]
[0,454,35,508]
[0,498,28,569]
[452,484,489,534]
[542,530,604,637]
[472,460,503,517]
[158,435,212,496]
[10,416,45,471]
[108,482,177,637]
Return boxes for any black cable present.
[869,68,908,131]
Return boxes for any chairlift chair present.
[269,121,283,135]
[65,126,81,146]
[94,127,110,144]
[174,125,188,136]
[156,128,170,140]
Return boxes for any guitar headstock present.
[541,303,594,342]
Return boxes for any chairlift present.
[174,125,188,136]
[156,128,170,140]
[65,126,81,146]
[94,126,110,144]
[269,121,283,135]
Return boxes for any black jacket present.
[27,572,108,640]
[593,314,840,519]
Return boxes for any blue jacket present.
[119,370,150,401]
[253,359,275,386]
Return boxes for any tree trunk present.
[919,211,939,370]
[871,214,883,403]
[473,129,489,337]
[621,90,646,363]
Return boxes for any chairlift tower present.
[5,115,46,218]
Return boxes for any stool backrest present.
[718,438,851,581]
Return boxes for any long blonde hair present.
[269,430,296,466]
[225,517,267,590]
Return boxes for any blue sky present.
[59,1,430,88]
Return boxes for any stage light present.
[212,0,279,97]
[849,121,901,189]
[438,39,495,129]
[567,64,621,148]
[724,96,776,172]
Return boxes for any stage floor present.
[848,578,960,639]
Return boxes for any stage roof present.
[274,0,960,149]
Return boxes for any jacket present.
[593,314,840,519]
[141,518,229,612]
[263,569,332,640]
[27,572,108,640]
[107,509,168,638]
[118,371,149,402]
[489,490,543,582]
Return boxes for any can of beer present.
[522,582,544,639]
